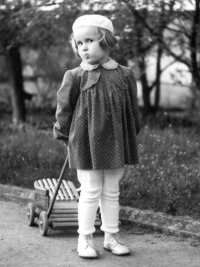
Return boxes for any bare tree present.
[122,0,200,106]
[86,0,179,114]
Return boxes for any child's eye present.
[87,39,93,43]
[77,42,82,46]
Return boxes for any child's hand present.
[63,141,69,152]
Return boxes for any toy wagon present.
[27,155,101,236]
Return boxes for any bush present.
[0,124,78,188]
[120,125,200,219]
[1,112,200,219]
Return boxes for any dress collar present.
[80,58,118,71]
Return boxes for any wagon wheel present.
[39,211,48,236]
[27,203,35,226]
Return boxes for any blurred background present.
[0,0,200,219]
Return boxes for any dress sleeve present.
[127,67,140,135]
[53,70,80,144]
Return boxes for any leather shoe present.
[104,233,130,256]
[77,234,98,259]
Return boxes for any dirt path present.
[0,200,200,267]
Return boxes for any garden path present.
[0,200,200,267]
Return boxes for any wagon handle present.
[47,154,69,218]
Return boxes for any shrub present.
[1,112,200,219]
[0,125,78,188]
[120,125,200,219]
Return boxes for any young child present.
[53,14,140,259]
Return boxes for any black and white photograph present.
[0,1,200,266]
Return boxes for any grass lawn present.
[121,125,200,219]
[0,112,200,219]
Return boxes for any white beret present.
[72,14,114,33]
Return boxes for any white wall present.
[137,55,193,109]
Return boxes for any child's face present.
[74,26,109,65]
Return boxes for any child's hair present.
[71,27,118,58]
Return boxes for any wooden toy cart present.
[27,155,101,236]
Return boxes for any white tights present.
[77,168,124,235]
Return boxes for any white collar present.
[80,58,118,71]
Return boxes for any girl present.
[53,14,140,259]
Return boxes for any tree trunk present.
[154,43,163,110]
[138,57,152,115]
[190,0,200,91]
[7,46,26,125]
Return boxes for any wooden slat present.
[34,179,79,202]
[38,180,45,188]
[34,180,40,188]
[59,184,68,200]
[60,182,70,200]
[51,213,99,218]
[51,218,78,222]
[47,178,60,200]
[51,216,77,220]
[53,222,79,226]
[52,178,65,200]
[52,209,78,214]
[63,180,74,200]
[68,181,79,200]
[42,179,54,199]
[51,213,99,221]
[46,178,56,193]
[53,221,101,227]
[52,222,79,228]
[52,201,78,209]
[51,220,101,230]
[51,214,78,218]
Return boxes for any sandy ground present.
[0,200,200,267]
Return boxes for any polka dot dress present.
[54,61,140,170]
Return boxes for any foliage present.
[83,0,200,113]
[0,0,82,50]
[0,0,83,124]
[1,112,200,219]
[121,0,200,91]
[120,118,200,219]
[0,120,78,188]
[1,0,199,120]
